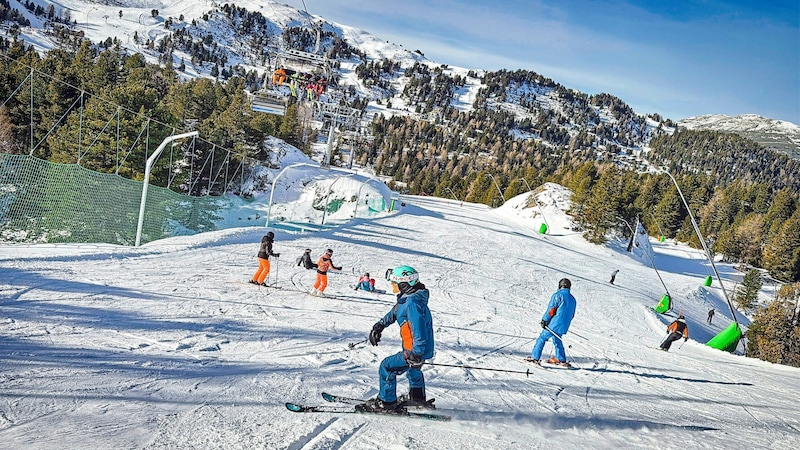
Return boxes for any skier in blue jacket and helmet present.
[362,265,434,413]
[526,278,577,367]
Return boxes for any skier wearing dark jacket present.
[250,232,280,286]
[363,266,434,413]
[660,315,689,351]
[296,249,317,270]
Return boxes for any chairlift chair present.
[250,90,287,116]
[275,48,332,81]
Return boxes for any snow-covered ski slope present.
[1,188,798,449]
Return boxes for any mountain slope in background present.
[679,114,800,159]
[6,0,798,167]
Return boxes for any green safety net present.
[0,153,222,245]
[653,294,671,314]
[365,196,386,213]
[326,198,344,213]
[706,322,742,352]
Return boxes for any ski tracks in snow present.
[284,417,369,450]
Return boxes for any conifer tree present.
[735,269,763,311]
[762,209,800,282]
[0,106,16,153]
[745,283,800,367]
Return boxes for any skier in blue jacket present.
[526,278,577,367]
[362,265,434,413]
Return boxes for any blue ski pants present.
[379,351,425,403]
[531,329,566,361]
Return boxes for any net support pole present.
[662,169,737,326]
[135,131,198,246]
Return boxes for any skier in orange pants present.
[249,231,280,286]
[310,248,341,296]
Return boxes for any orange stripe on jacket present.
[400,322,414,351]
[668,321,689,338]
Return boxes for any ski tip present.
[321,392,335,402]
[414,412,452,422]
[285,402,303,412]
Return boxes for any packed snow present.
[2,180,799,449]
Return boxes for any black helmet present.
[558,278,571,289]
[364,272,370,278]
[266,231,274,239]
[325,248,333,255]
[678,314,685,319]
[304,248,311,253]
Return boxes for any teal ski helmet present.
[386,265,419,286]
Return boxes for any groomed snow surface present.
[2,188,799,449]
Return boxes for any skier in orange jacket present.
[310,249,342,296]
[659,315,689,351]
[272,68,287,85]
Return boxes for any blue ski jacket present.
[541,288,576,335]
[378,286,434,359]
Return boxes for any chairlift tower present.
[338,129,375,169]
[313,101,363,166]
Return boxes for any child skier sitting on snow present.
[355,273,376,291]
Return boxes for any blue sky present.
[281,0,799,124]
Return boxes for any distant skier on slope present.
[609,269,619,284]
[660,315,689,351]
[526,278,577,367]
[296,249,318,270]
[707,308,715,324]
[309,249,341,296]
[364,266,434,412]
[249,231,280,286]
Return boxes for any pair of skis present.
[524,358,578,370]
[285,392,451,421]
[352,286,388,294]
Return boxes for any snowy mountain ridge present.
[679,114,800,159]
[7,0,798,165]
[5,1,799,178]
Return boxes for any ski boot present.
[524,356,541,365]
[547,357,572,368]
[397,388,435,409]
[357,397,401,414]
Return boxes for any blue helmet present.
[386,265,419,286]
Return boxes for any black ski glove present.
[405,351,423,369]
[540,320,549,329]
[369,322,384,346]
[684,337,688,342]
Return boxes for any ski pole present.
[424,362,532,377]
[678,338,687,349]
[565,329,588,341]
[348,338,368,349]
[274,255,279,287]
[544,325,563,342]
[544,324,588,343]
[545,325,580,349]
